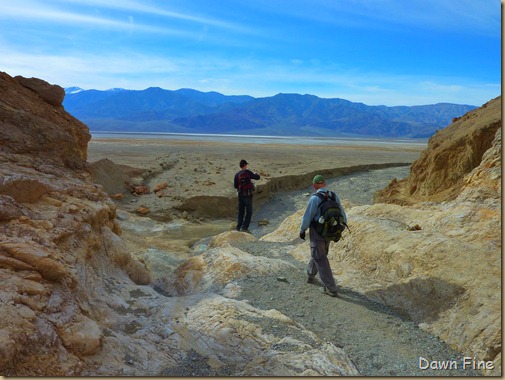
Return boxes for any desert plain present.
[86,136,425,276]
[87,135,425,212]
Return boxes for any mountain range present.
[63,87,477,139]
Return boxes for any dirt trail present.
[231,241,480,377]
[216,167,481,376]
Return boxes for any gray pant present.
[307,227,338,292]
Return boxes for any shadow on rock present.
[335,287,405,319]
[365,277,466,324]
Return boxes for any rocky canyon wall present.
[0,72,153,374]
[374,96,501,204]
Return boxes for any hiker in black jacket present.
[234,159,260,233]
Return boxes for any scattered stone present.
[136,206,150,214]
[407,224,422,231]
[68,204,80,214]
[133,185,150,195]
[111,193,124,200]
[154,182,168,193]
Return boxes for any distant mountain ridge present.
[63,87,477,138]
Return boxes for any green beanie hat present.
[312,174,325,184]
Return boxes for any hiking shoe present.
[307,276,315,284]
[323,287,338,297]
[241,228,252,234]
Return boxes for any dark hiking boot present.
[241,228,252,234]
[323,286,338,297]
[307,276,315,284]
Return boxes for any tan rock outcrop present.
[14,75,65,107]
[0,72,151,375]
[375,96,501,204]
[169,232,295,296]
[155,294,359,376]
[151,231,359,375]
[0,72,90,168]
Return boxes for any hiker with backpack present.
[234,159,261,233]
[299,174,348,297]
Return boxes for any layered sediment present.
[374,96,501,204]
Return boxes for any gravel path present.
[230,166,482,376]
[233,241,480,376]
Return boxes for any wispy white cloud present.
[55,0,253,33]
[0,1,201,36]
[322,74,500,106]
[0,0,258,39]
[0,50,179,82]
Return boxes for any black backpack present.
[311,191,349,242]
[238,170,254,196]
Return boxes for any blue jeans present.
[237,195,253,230]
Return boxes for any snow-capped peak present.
[65,86,84,94]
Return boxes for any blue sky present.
[0,0,500,106]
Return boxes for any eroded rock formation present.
[374,96,501,204]
[0,73,152,375]
[0,73,359,376]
